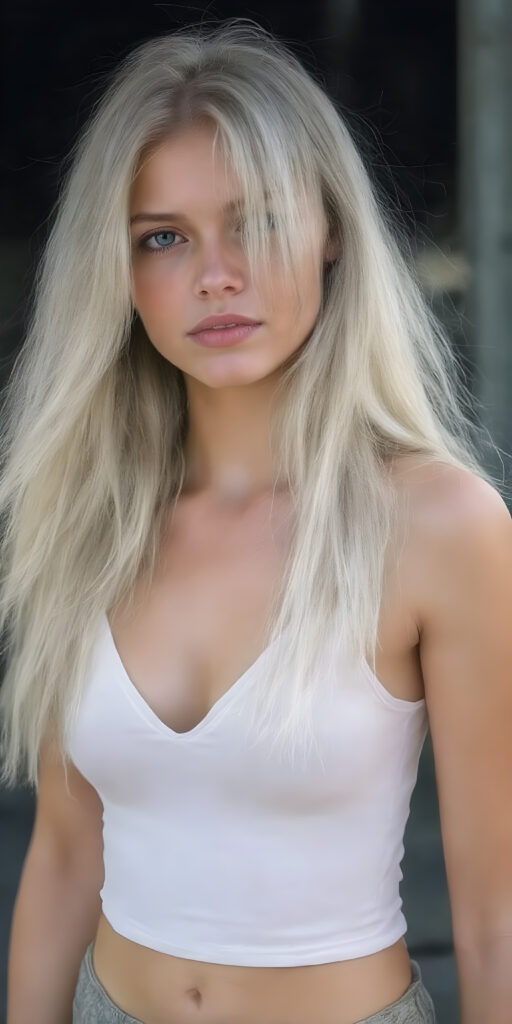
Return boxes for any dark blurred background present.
[1,3,511,1023]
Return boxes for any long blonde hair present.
[0,18,506,789]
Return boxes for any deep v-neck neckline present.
[102,612,285,740]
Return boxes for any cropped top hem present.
[101,906,408,967]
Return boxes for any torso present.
[92,452,429,1024]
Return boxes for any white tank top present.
[64,612,428,966]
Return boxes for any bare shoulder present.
[387,452,511,628]
[389,451,508,526]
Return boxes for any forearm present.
[455,933,512,1024]
[7,845,102,1024]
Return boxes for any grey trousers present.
[72,940,437,1023]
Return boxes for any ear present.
[323,232,341,264]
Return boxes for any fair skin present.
[129,120,330,505]
[89,123,512,1024]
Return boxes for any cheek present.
[131,262,175,317]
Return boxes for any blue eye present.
[140,230,182,253]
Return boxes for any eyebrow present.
[130,193,271,227]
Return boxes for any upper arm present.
[29,726,104,885]
[410,468,512,945]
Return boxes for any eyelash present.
[136,213,276,255]
[137,228,187,254]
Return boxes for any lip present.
[188,312,262,334]
[190,323,262,348]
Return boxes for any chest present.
[107,491,425,737]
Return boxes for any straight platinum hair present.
[0,18,506,789]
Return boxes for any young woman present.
[2,19,512,1024]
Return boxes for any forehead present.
[130,125,242,213]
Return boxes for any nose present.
[194,237,245,297]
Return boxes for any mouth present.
[188,313,262,334]
[188,323,262,348]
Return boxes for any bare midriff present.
[92,912,413,1024]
